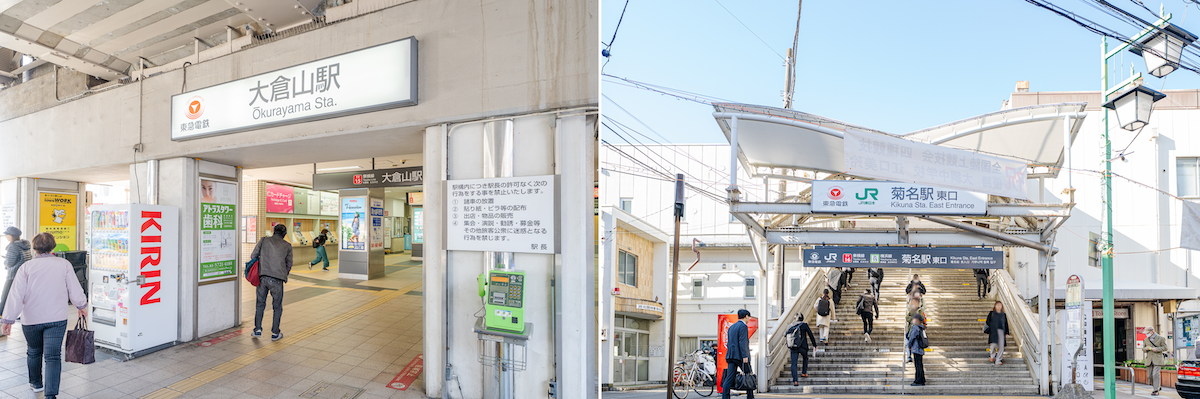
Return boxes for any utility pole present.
[782,1,802,109]
[666,174,685,399]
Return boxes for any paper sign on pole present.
[843,129,1029,200]
[1059,300,1094,391]
[445,175,557,254]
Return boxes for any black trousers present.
[977,276,990,298]
[831,288,842,306]
[860,312,873,334]
[721,359,754,399]
[789,350,809,382]
[913,353,926,384]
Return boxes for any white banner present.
[171,37,417,141]
[1182,200,1200,251]
[843,129,1029,200]
[811,180,986,215]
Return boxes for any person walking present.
[868,268,883,299]
[906,313,928,386]
[1143,326,1169,395]
[843,267,855,288]
[906,274,926,299]
[722,309,754,399]
[826,267,843,307]
[856,288,879,342]
[784,312,817,385]
[974,269,990,299]
[815,289,834,343]
[250,224,294,341]
[1,227,32,321]
[904,297,925,363]
[0,233,86,399]
[308,228,331,271]
[985,301,1010,365]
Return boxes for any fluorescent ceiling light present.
[316,166,361,171]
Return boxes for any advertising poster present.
[294,188,310,214]
[307,190,320,215]
[412,207,424,244]
[715,314,758,393]
[38,192,76,251]
[341,197,366,251]
[320,192,338,216]
[265,183,294,213]
[199,180,237,279]
[243,216,257,243]
[370,198,384,250]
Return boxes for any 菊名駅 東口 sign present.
[811,180,986,215]
[445,175,557,254]
[170,37,417,141]
[312,167,422,191]
[802,246,1003,269]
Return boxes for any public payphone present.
[478,270,526,333]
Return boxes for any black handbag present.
[733,363,757,391]
[65,317,94,364]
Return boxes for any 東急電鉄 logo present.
[828,186,844,200]
[185,96,205,120]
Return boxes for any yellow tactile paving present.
[140,281,418,399]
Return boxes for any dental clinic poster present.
[199,179,237,279]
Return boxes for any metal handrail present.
[1114,366,1136,395]
[765,268,827,389]
[992,269,1043,383]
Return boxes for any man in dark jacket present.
[906,274,927,299]
[974,269,990,299]
[722,309,753,399]
[826,268,844,307]
[856,288,880,342]
[785,312,817,385]
[250,224,294,341]
[868,268,883,299]
[1,227,31,320]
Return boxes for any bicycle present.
[672,350,716,398]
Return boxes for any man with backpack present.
[868,268,883,299]
[973,268,990,299]
[308,228,331,271]
[856,288,879,342]
[785,312,817,385]
[250,224,293,341]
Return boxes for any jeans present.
[310,246,329,269]
[23,320,67,397]
[721,358,753,399]
[977,276,989,298]
[860,312,873,334]
[912,353,925,384]
[990,329,1006,364]
[255,276,285,334]
[789,349,809,382]
[0,265,19,317]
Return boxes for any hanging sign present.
[445,175,558,254]
[802,246,1003,268]
[312,167,422,190]
[199,179,237,279]
[811,180,986,215]
[843,129,1029,200]
[171,37,418,141]
[38,192,76,251]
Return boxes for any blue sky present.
[601,0,1200,144]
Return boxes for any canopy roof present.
[712,102,1087,177]
[1054,278,1198,300]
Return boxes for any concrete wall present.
[0,0,598,181]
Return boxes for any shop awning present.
[1054,278,1199,300]
[711,102,1087,177]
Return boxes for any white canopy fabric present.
[1053,278,1198,300]
[712,102,1087,176]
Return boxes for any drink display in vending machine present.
[87,204,179,358]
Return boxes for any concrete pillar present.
[555,114,597,398]
[423,125,447,398]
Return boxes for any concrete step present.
[768,384,1041,395]
[774,377,1037,386]
[777,370,1032,378]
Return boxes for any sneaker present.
[271,332,283,341]
[308,262,314,270]
[865,333,871,343]
[910,382,924,386]
[30,384,43,392]
[251,328,262,338]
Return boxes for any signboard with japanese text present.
[369,198,384,250]
[412,207,424,244]
[802,246,1003,268]
[408,192,424,205]
[319,192,338,216]
[171,37,417,141]
[199,179,237,280]
[1059,300,1094,390]
[312,167,422,191]
[812,180,986,215]
[243,216,257,243]
[445,175,557,254]
[1066,275,1083,339]
[294,188,310,214]
[1176,314,1199,351]
[843,129,1029,200]
[38,192,76,251]
[341,197,366,251]
[265,183,293,214]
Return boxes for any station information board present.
[802,246,1003,268]
[446,175,557,254]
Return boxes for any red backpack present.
[244,258,260,287]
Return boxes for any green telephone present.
[477,270,526,333]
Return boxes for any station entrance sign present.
[812,180,986,215]
[802,246,1003,268]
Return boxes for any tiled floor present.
[0,253,425,399]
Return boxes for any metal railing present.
[992,269,1043,385]
[765,267,827,389]
[1115,366,1137,395]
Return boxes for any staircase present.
[771,268,1040,395]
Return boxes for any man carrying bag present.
[722,309,755,399]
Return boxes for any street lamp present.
[1130,24,1198,78]
[1100,85,1166,131]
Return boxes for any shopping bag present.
[64,317,94,364]
[244,258,260,287]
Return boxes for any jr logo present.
[856,188,879,200]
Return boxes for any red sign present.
[265,183,294,213]
[387,354,423,390]
[843,253,852,263]
[715,314,758,393]
[353,174,363,185]
[139,211,163,305]
[828,186,843,200]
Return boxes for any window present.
[744,277,756,298]
[620,198,633,213]
[1180,158,1200,197]
[790,278,802,297]
[679,337,698,358]
[618,250,637,287]
[691,278,704,299]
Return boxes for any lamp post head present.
[1101,85,1167,131]
[1130,23,1198,78]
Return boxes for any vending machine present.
[88,204,179,357]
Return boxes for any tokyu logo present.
[828,186,844,200]
[185,96,204,120]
